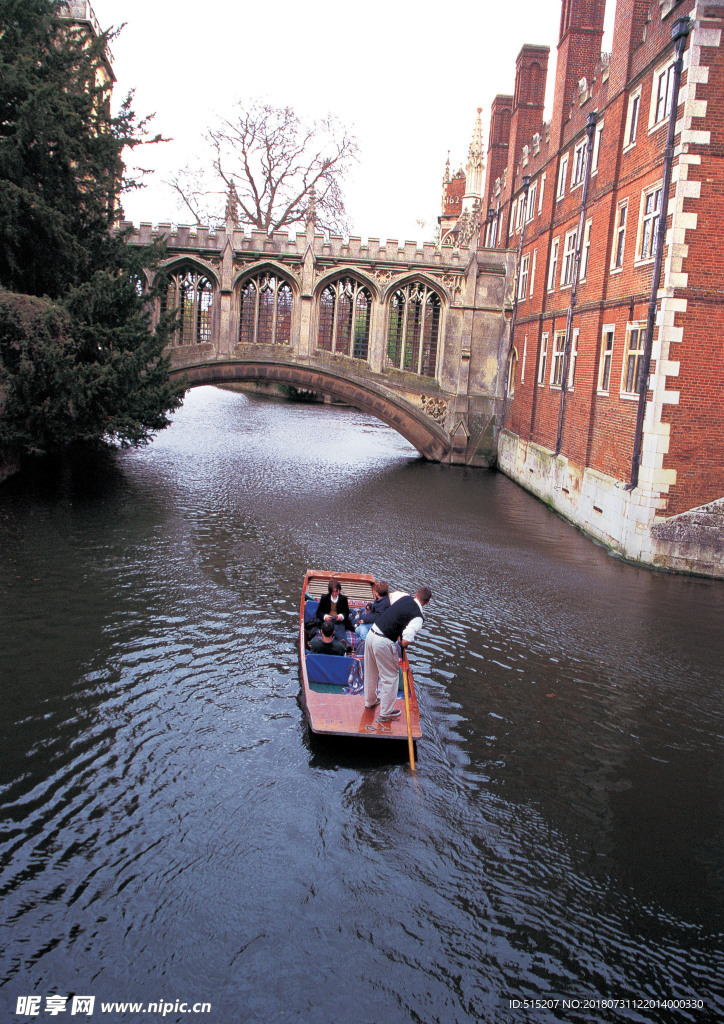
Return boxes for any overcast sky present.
[90,0,615,243]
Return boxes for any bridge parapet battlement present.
[121,222,482,272]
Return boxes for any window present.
[538,332,549,385]
[518,254,530,299]
[530,250,537,297]
[591,121,603,174]
[162,264,215,346]
[561,228,577,287]
[387,281,441,377]
[579,220,592,281]
[551,331,566,387]
[521,336,527,383]
[571,139,587,188]
[622,323,646,395]
[526,182,537,221]
[624,89,641,148]
[652,62,676,128]
[548,238,559,292]
[556,153,569,199]
[516,194,526,229]
[598,327,614,392]
[638,185,662,261]
[506,348,518,395]
[612,201,627,270]
[239,271,293,346]
[538,173,546,214]
[317,276,372,358]
[568,328,579,389]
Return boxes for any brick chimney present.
[607,0,651,96]
[484,94,513,209]
[549,0,606,151]
[506,44,550,190]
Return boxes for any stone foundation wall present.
[497,428,724,578]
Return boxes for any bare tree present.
[167,100,358,235]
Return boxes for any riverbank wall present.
[498,428,724,579]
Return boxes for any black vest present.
[375,595,423,642]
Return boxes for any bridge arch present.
[154,255,221,289]
[232,259,300,295]
[380,270,449,305]
[314,265,380,302]
[169,361,450,462]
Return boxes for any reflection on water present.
[1,386,722,1023]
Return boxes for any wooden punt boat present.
[299,569,422,741]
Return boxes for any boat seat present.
[305,652,354,687]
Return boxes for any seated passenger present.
[315,577,352,640]
[310,620,348,656]
[354,581,391,641]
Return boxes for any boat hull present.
[299,570,422,742]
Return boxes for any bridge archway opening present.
[169,362,449,463]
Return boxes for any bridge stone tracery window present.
[162,265,215,346]
[387,282,441,377]
[316,277,372,360]
[238,271,293,345]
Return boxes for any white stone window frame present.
[568,328,579,390]
[538,173,546,214]
[560,227,578,289]
[598,325,615,394]
[556,152,569,201]
[570,139,587,191]
[516,193,527,230]
[591,121,603,176]
[635,181,663,265]
[649,59,676,133]
[579,219,592,282]
[624,87,642,151]
[620,321,646,398]
[530,249,537,298]
[547,238,559,293]
[537,332,549,385]
[506,347,518,395]
[550,330,566,389]
[610,199,628,272]
[526,181,537,222]
[518,253,530,300]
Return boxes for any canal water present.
[1,386,722,1024]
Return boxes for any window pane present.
[239,281,257,344]
[421,293,440,377]
[318,287,335,351]
[352,291,371,360]
[276,284,293,344]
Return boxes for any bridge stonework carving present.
[125,216,515,465]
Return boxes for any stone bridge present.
[125,212,515,465]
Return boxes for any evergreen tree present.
[0,0,183,457]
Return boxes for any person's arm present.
[399,614,423,649]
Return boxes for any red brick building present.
[452,0,723,575]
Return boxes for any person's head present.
[321,621,335,639]
[415,586,432,606]
[374,580,389,598]
[328,578,341,596]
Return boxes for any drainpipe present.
[626,16,691,490]
[501,175,531,426]
[555,112,597,456]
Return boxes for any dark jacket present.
[315,592,352,630]
[374,595,423,643]
[309,635,347,656]
[358,595,391,625]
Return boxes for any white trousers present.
[364,630,400,716]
